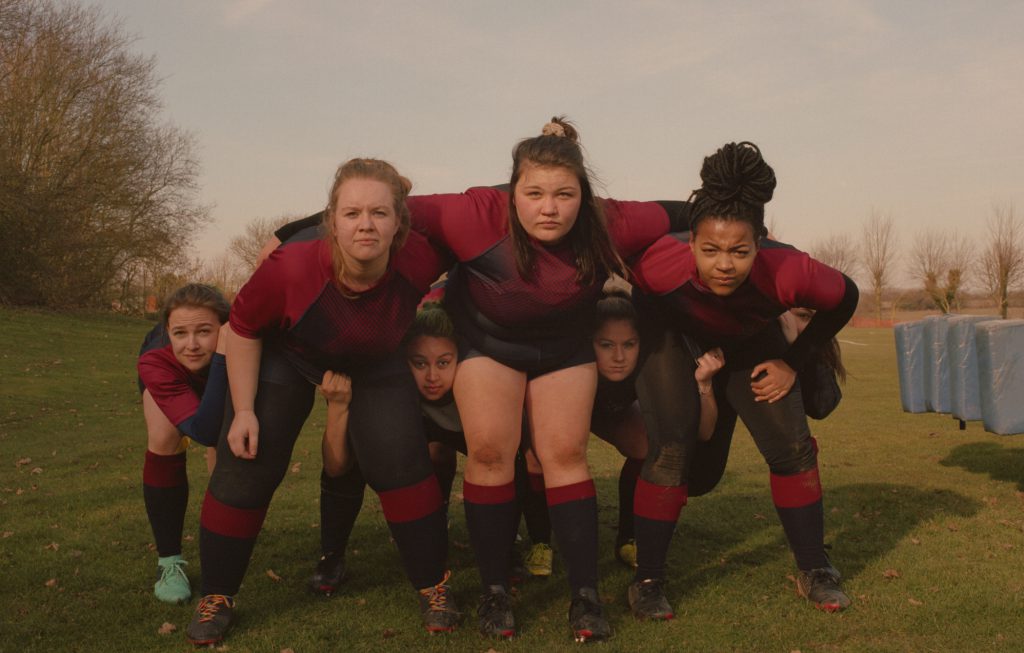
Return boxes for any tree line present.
[2,0,1021,319]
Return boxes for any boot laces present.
[419,570,452,612]
[196,594,233,623]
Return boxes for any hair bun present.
[540,116,579,143]
[699,141,775,206]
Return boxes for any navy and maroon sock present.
[378,475,448,589]
[522,472,551,545]
[142,450,188,558]
[547,479,599,593]
[320,467,366,555]
[633,478,687,582]
[617,458,644,545]
[432,457,457,514]
[463,480,519,589]
[198,490,268,596]
[771,466,828,570]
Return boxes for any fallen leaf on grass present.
[184,535,194,541]
[2,531,13,538]
[266,569,282,582]
[908,598,923,606]
[291,463,301,473]
[753,513,766,520]
[31,467,43,475]
[910,537,921,545]
[946,522,960,532]
[45,578,58,588]
[356,598,366,606]
[280,648,295,653]
[382,629,397,639]
[157,622,177,635]
[16,457,32,467]
[882,568,900,579]
[44,542,59,551]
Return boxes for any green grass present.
[1,307,1022,652]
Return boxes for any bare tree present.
[0,0,208,307]
[908,229,974,313]
[229,214,302,274]
[859,210,899,322]
[811,232,857,277]
[979,203,1024,319]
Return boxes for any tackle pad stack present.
[894,315,1024,435]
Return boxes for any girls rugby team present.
[136,118,856,646]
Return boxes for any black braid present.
[688,141,776,239]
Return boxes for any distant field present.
[1,307,1022,652]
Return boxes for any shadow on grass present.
[940,441,1024,490]
[667,482,980,598]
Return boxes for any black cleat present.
[309,551,346,596]
[477,584,516,639]
[627,578,674,620]
[796,565,851,612]
[417,570,460,633]
[185,594,235,647]
[569,587,611,642]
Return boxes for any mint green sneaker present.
[154,555,192,604]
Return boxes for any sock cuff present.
[545,479,596,507]
[634,477,688,521]
[143,450,187,487]
[770,467,822,508]
[463,479,516,505]
[379,475,443,523]
[200,490,267,538]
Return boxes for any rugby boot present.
[569,586,611,642]
[309,551,346,596]
[417,570,460,633]
[796,565,851,612]
[186,594,235,647]
[477,585,516,639]
[627,577,674,620]
[154,554,191,605]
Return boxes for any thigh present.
[724,366,815,474]
[526,362,598,484]
[634,326,701,486]
[210,352,315,508]
[142,389,184,455]
[591,402,648,460]
[454,356,526,484]
[347,355,434,491]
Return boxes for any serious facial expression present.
[167,306,221,373]
[331,178,400,267]
[593,318,640,382]
[513,163,582,246]
[407,335,458,401]
[692,218,759,297]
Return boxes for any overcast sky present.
[94,0,1023,277]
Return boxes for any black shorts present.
[458,334,595,379]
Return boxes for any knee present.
[764,438,817,475]
[541,439,588,472]
[642,441,687,487]
[469,443,510,473]
[210,459,286,508]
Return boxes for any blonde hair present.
[322,158,413,286]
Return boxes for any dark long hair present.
[508,116,625,284]
[688,141,776,240]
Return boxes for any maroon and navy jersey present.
[230,232,448,379]
[138,343,207,427]
[631,234,850,348]
[408,187,671,338]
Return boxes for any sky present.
[93,0,1024,281]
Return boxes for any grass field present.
[1,307,1022,652]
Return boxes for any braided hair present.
[688,142,776,240]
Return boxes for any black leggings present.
[634,322,816,488]
[210,346,432,508]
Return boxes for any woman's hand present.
[750,359,796,403]
[319,370,352,407]
[694,347,725,391]
[226,409,259,459]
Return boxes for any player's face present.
[167,306,221,373]
[593,319,640,382]
[331,178,400,267]
[692,218,758,297]
[407,335,458,401]
[513,163,582,246]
